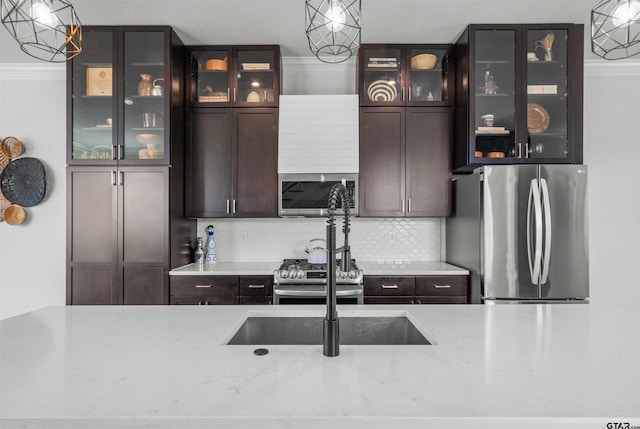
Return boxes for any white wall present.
[583,60,640,311]
[0,64,67,319]
[1,59,639,319]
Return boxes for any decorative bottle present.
[194,237,204,265]
[137,73,153,96]
[483,69,497,95]
[205,225,216,265]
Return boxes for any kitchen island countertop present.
[169,260,469,276]
[1,303,638,429]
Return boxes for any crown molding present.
[0,63,65,80]
[584,59,640,76]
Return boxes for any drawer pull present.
[196,284,212,288]
[434,284,451,289]
[248,284,265,289]
[381,284,399,289]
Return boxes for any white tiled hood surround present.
[195,218,442,262]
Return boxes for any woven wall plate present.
[4,204,25,226]
[1,136,24,158]
[0,157,46,207]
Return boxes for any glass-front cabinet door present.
[122,30,167,162]
[69,27,176,164]
[187,46,280,107]
[234,47,278,106]
[525,28,569,161]
[407,45,452,105]
[359,45,403,106]
[189,48,232,105]
[472,29,517,161]
[455,24,583,172]
[70,29,116,162]
[358,44,453,107]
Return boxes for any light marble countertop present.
[1,303,638,429]
[170,261,469,276]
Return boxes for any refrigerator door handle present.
[527,178,543,284]
[540,178,552,284]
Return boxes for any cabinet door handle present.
[408,198,412,213]
[381,284,399,289]
[111,171,116,186]
[226,199,230,214]
[119,171,123,186]
[401,199,405,213]
[248,284,265,289]
[118,145,123,160]
[233,199,237,214]
[408,87,411,101]
[233,87,237,103]
[227,87,230,102]
[525,143,530,159]
[434,284,451,289]
[196,284,212,288]
[112,145,117,160]
[417,299,422,304]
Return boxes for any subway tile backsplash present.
[195,218,441,262]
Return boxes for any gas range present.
[272,258,364,304]
[273,258,363,285]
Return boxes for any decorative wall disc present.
[0,157,46,207]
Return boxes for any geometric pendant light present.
[591,0,640,59]
[305,0,361,63]
[1,0,82,62]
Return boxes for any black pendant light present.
[1,0,82,62]
[305,0,361,63]
[592,0,640,59]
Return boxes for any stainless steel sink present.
[226,316,431,345]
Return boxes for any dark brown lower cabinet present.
[364,275,469,304]
[186,108,278,218]
[169,275,273,305]
[359,107,452,217]
[67,166,192,305]
[238,275,274,305]
[170,276,239,305]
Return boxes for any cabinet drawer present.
[364,276,415,296]
[239,276,273,296]
[170,276,239,298]
[415,276,467,296]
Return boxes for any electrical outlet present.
[240,231,248,242]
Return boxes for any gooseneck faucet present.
[324,183,352,357]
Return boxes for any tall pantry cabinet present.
[66,26,194,305]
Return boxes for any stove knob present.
[349,270,357,279]
[297,270,305,279]
[281,270,289,278]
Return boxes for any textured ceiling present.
[0,0,597,62]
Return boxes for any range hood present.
[278,95,359,174]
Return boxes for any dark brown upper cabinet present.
[187,45,281,108]
[67,26,185,166]
[453,24,584,172]
[359,107,452,217]
[358,44,454,107]
[186,108,278,218]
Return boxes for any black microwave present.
[278,173,358,217]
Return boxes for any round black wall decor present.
[0,157,46,207]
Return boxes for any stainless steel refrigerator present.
[446,165,589,303]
